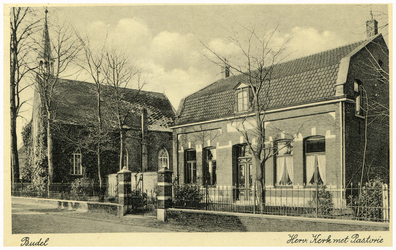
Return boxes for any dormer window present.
[237,88,249,112]
[234,82,252,113]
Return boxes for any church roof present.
[175,34,383,126]
[52,79,175,132]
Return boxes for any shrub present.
[131,189,148,211]
[70,178,95,200]
[173,184,203,208]
[348,178,385,221]
[309,185,334,217]
[20,184,36,197]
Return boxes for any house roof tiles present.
[52,79,175,132]
[176,37,375,126]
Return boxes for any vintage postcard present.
[4,2,392,247]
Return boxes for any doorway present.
[233,144,252,201]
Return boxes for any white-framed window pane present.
[356,95,361,114]
[305,136,326,185]
[237,92,243,111]
[237,89,249,112]
[204,148,217,186]
[73,153,82,175]
[354,81,359,92]
[158,148,169,169]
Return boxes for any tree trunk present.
[10,98,19,188]
[254,154,264,211]
[10,29,19,188]
[97,145,102,187]
[47,113,53,184]
[253,96,265,210]
[97,85,102,188]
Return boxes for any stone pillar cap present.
[117,166,132,174]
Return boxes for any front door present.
[234,157,252,200]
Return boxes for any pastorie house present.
[171,19,389,208]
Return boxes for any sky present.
[9,3,390,147]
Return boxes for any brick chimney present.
[225,64,230,78]
[223,60,230,78]
[366,11,378,38]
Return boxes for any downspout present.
[176,133,179,185]
[141,108,148,193]
[335,56,349,202]
[340,101,346,197]
[174,98,186,186]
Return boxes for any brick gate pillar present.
[117,167,132,216]
[157,167,173,221]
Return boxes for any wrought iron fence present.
[172,183,390,223]
[11,182,118,203]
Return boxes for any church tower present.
[32,8,54,185]
[37,8,54,76]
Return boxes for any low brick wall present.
[168,209,389,232]
[12,197,121,216]
[87,203,120,215]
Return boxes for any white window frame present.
[354,80,363,116]
[158,148,169,169]
[275,140,294,186]
[304,136,326,185]
[203,147,217,186]
[237,87,249,112]
[185,150,197,184]
[72,152,82,175]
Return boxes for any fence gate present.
[133,172,144,213]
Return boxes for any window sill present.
[303,185,326,189]
[234,109,253,115]
[355,114,365,119]
[274,185,293,189]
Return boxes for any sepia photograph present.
[4,2,391,247]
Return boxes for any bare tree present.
[10,7,40,187]
[202,24,292,206]
[32,9,81,185]
[75,33,108,188]
[365,45,389,123]
[101,50,143,171]
[358,43,389,186]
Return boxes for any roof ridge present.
[277,38,368,66]
[184,37,369,101]
[60,78,168,97]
